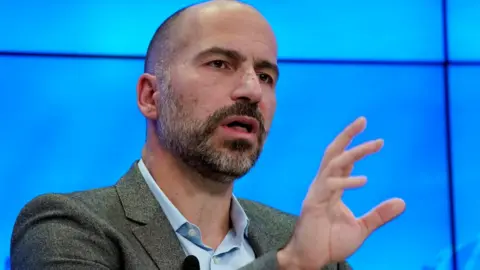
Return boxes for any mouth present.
[220,116,260,135]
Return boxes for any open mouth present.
[226,121,253,133]
[220,116,260,134]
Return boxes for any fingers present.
[326,176,367,191]
[326,139,384,175]
[308,176,367,203]
[358,198,406,237]
[311,139,382,200]
[322,117,367,167]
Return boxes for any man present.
[10,0,406,269]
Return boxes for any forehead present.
[177,3,278,62]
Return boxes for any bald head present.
[143,5,189,74]
[143,0,274,75]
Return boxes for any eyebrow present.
[195,46,280,80]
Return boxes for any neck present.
[142,137,234,248]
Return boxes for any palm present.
[328,202,365,260]
[327,164,366,260]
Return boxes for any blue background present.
[0,0,479,269]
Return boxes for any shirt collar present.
[138,159,250,238]
[230,195,250,238]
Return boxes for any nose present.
[231,70,262,104]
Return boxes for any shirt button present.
[213,256,220,264]
[187,229,196,237]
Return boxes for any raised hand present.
[278,117,406,269]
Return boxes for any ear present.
[137,73,159,120]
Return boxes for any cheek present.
[172,66,226,107]
[174,87,219,121]
[169,69,203,112]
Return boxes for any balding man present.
[10,1,405,269]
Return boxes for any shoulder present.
[11,188,124,269]
[23,185,119,212]
[13,186,124,234]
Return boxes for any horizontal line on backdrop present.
[1,50,479,66]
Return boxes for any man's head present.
[137,0,278,183]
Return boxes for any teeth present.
[225,121,253,133]
[230,126,248,132]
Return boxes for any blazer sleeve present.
[10,194,119,270]
[238,250,352,270]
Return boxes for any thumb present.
[358,198,406,238]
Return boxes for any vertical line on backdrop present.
[442,0,457,269]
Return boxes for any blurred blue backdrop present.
[0,0,479,269]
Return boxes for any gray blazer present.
[10,162,351,270]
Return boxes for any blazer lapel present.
[245,220,269,256]
[116,162,185,269]
[131,216,185,269]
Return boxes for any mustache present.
[204,102,266,135]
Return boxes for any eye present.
[207,60,229,69]
[258,73,274,85]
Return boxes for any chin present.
[218,152,257,174]
[200,139,262,178]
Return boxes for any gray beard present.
[155,85,263,184]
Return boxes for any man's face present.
[155,3,278,183]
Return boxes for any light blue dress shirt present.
[138,159,256,269]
